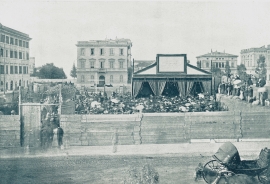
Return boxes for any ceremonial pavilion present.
[132,54,212,97]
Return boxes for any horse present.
[194,163,259,184]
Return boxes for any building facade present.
[240,45,270,80]
[76,38,132,89]
[0,23,31,92]
[29,57,35,75]
[196,50,238,74]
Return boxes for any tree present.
[224,61,231,76]
[255,55,267,79]
[237,64,247,81]
[38,63,67,79]
[70,63,77,79]
[211,64,222,77]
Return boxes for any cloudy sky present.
[1,0,270,78]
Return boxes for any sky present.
[1,0,270,78]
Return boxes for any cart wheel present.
[203,160,226,184]
[258,169,270,184]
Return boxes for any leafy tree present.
[224,61,231,76]
[38,63,67,79]
[237,64,247,81]
[211,64,222,77]
[255,55,267,79]
[70,63,77,79]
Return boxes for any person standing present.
[57,126,64,148]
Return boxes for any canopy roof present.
[213,142,241,166]
[133,62,212,79]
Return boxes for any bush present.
[124,164,159,184]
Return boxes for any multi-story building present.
[240,45,270,80]
[76,38,132,90]
[196,50,238,74]
[0,23,31,92]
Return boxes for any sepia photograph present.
[1,0,270,183]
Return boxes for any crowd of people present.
[73,91,227,114]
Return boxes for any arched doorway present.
[99,75,105,86]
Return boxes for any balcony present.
[98,68,107,73]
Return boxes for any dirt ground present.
[0,154,262,184]
[0,154,216,184]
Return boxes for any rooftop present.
[76,38,132,47]
[0,23,31,40]
[240,45,270,53]
[196,51,238,58]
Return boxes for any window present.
[91,48,94,55]
[90,60,95,68]
[1,35,5,42]
[207,58,208,60]
[231,62,234,68]
[26,52,29,60]
[90,75,94,82]
[222,62,224,68]
[100,61,104,68]
[19,40,22,47]
[100,48,104,55]
[109,60,114,68]
[81,75,85,82]
[80,48,85,55]
[120,48,124,55]
[119,60,124,68]
[23,41,26,48]
[15,66,18,74]
[15,39,18,45]
[0,48,3,57]
[206,62,209,68]
[23,52,25,59]
[0,65,4,74]
[6,36,9,44]
[10,50,13,58]
[10,81,13,90]
[10,66,13,74]
[26,66,28,74]
[19,66,22,74]
[110,75,113,83]
[80,60,85,68]
[10,37,14,45]
[23,66,26,74]
[6,65,8,74]
[26,42,29,48]
[110,48,114,55]
[19,52,22,59]
[6,50,8,58]
[14,51,17,58]
[120,75,123,82]
[218,63,221,68]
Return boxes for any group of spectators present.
[73,91,227,114]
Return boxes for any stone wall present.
[0,115,20,147]
[61,114,142,146]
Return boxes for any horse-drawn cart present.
[201,142,270,183]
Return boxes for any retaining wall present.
[60,109,270,146]
[0,115,20,147]
[61,114,142,146]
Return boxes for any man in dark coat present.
[57,127,64,148]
